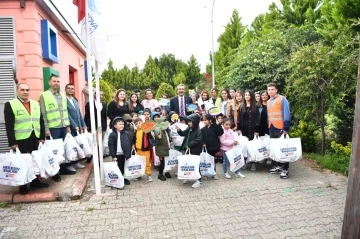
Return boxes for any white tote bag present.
[45,136,65,164]
[225,144,245,172]
[177,149,201,180]
[75,131,93,157]
[236,134,249,158]
[41,144,60,177]
[247,136,270,162]
[103,129,112,155]
[124,150,146,179]
[64,133,85,161]
[270,134,302,163]
[153,147,161,166]
[103,162,124,189]
[32,143,49,178]
[260,134,270,158]
[0,149,30,186]
[200,147,216,176]
[164,149,182,172]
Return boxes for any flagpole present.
[95,60,104,181]
[85,0,101,196]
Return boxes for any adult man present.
[4,83,48,195]
[267,82,291,179]
[66,83,86,171]
[40,75,72,182]
[169,84,192,116]
[82,83,89,104]
[85,90,107,139]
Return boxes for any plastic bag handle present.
[202,146,208,153]
[184,148,190,155]
[131,148,137,155]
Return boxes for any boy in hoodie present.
[123,113,134,143]
[133,117,154,182]
[108,117,132,186]
[177,113,203,188]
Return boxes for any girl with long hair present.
[228,90,243,129]
[219,89,230,115]
[128,93,144,114]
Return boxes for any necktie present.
[180,97,185,116]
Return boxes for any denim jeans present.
[49,127,67,140]
[222,150,240,174]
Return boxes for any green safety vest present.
[9,98,41,140]
[41,90,69,128]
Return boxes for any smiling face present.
[245,92,251,102]
[255,93,261,102]
[261,92,269,103]
[65,84,75,97]
[267,86,278,98]
[17,84,30,101]
[235,92,243,103]
[49,76,60,91]
[177,85,185,96]
[230,89,235,99]
[117,90,126,101]
[145,90,153,100]
[131,94,138,103]
[221,90,228,100]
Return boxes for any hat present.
[123,114,132,121]
[216,113,224,118]
[112,117,125,126]
[134,117,143,125]
[151,111,160,120]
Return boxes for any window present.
[41,20,59,63]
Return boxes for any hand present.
[112,158,117,162]
[158,134,162,139]
[175,124,180,130]
[203,144,206,147]
[237,130,241,135]
[66,127,71,133]
[10,145,18,150]
[234,141,238,145]
[39,140,45,144]
[255,132,259,136]
[132,145,135,150]
[83,127,87,133]
[45,131,51,137]
[75,127,79,132]
[151,131,155,138]
[281,130,288,135]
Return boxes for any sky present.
[51,0,280,72]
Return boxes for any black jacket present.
[237,105,260,140]
[169,95,192,115]
[259,105,269,136]
[178,127,203,155]
[108,130,132,159]
[4,100,45,148]
[85,101,107,131]
[201,124,224,152]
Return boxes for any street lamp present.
[211,0,216,88]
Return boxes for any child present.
[131,112,138,121]
[160,110,168,120]
[201,114,224,180]
[220,118,245,178]
[143,108,151,122]
[177,113,203,188]
[152,112,172,181]
[133,117,154,182]
[108,117,132,186]
[123,114,134,142]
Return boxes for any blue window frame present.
[41,20,59,63]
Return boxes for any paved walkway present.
[0,159,347,239]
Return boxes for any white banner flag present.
[81,0,107,64]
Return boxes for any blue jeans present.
[222,150,240,174]
[49,127,67,140]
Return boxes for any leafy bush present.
[92,80,114,105]
[330,141,352,157]
[307,153,350,176]
[289,120,318,152]
[155,82,175,100]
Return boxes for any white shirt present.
[67,96,75,108]
[116,132,123,155]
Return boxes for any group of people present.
[4,76,290,194]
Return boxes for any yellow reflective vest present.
[41,91,69,128]
[9,98,41,140]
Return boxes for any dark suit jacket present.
[169,95,192,115]
[85,101,107,131]
[4,99,45,148]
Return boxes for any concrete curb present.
[0,162,93,204]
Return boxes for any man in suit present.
[4,83,49,195]
[65,83,87,172]
[169,84,192,116]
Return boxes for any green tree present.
[101,59,118,87]
[173,72,186,87]
[186,55,202,89]
[142,55,161,90]
[92,79,114,105]
[155,82,175,99]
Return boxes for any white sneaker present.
[73,162,85,169]
[225,173,231,179]
[148,176,153,182]
[266,159,272,165]
[67,166,76,172]
[183,180,189,184]
[212,175,219,180]
[236,172,246,178]
[191,180,202,188]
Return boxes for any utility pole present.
[211,0,216,88]
[341,48,360,238]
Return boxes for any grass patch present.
[86,207,94,212]
[307,153,349,176]
[0,201,9,208]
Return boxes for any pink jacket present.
[220,128,237,151]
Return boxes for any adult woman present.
[255,92,261,106]
[219,89,230,115]
[259,90,270,136]
[188,92,201,113]
[128,93,144,114]
[198,90,210,111]
[237,89,260,171]
[141,89,159,110]
[107,89,129,127]
[211,88,222,110]
[228,91,243,128]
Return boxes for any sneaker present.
[52,174,62,182]
[212,175,219,180]
[191,180,202,188]
[251,163,256,171]
[165,172,172,178]
[280,170,289,179]
[19,185,28,195]
[183,180,189,184]
[148,176,153,182]
[236,172,246,178]
[175,172,178,176]
[73,162,85,169]
[241,163,247,170]
[67,166,76,172]
[266,159,272,165]
[30,178,49,188]
[124,179,130,185]
[269,166,283,174]
[158,174,166,181]
[225,173,231,179]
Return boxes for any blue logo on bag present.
[3,166,20,178]
[53,149,58,155]
[108,172,119,179]
[80,144,84,149]
[73,147,78,152]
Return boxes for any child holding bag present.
[177,113,203,188]
[220,118,245,179]
[108,117,132,186]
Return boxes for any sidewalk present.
[0,161,93,203]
